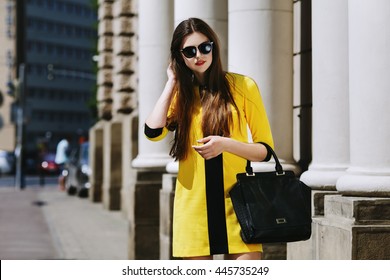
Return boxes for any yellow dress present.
[146,73,274,257]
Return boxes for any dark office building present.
[22,0,97,155]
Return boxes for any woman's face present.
[180,32,213,83]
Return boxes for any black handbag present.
[229,142,312,244]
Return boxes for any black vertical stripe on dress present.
[205,154,229,255]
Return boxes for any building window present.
[36,42,43,53]
[47,44,53,54]
[66,26,73,36]
[47,0,54,10]
[56,24,64,35]
[56,1,64,12]
[66,3,73,13]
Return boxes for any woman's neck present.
[194,72,205,85]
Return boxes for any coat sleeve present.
[144,124,169,141]
[144,92,177,142]
[242,76,274,150]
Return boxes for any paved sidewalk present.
[0,187,57,259]
[0,185,128,260]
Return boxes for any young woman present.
[145,18,274,260]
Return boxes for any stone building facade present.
[91,0,390,260]
[0,0,16,151]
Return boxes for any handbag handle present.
[245,142,284,176]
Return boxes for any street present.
[0,175,128,260]
[0,175,58,189]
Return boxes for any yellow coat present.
[146,73,273,257]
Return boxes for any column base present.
[252,161,301,174]
[102,185,121,211]
[89,182,102,203]
[127,169,164,260]
[132,154,172,170]
[288,194,390,259]
[160,173,177,260]
[89,122,104,203]
[121,113,138,219]
[300,164,348,190]
[262,243,287,260]
[102,119,123,211]
[337,169,390,196]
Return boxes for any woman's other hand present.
[193,136,269,162]
[192,136,226,160]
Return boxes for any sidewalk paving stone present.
[0,185,128,260]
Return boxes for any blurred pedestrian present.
[55,136,70,191]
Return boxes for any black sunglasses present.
[180,41,214,58]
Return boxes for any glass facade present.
[23,0,97,155]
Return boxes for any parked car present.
[38,153,60,175]
[0,150,15,175]
[64,142,90,198]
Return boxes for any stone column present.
[102,119,123,210]
[329,2,390,258]
[289,0,349,260]
[100,0,138,211]
[121,113,138,219]
[89,122,104,202]
[337,0,390,194]
[89,0,114,203]
[101,0,139,219]
[132,0,173,170]
[129,0,174,260]
[228,0,296,172]
[0,0,16,150]
[300,0,350,189]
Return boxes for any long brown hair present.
[168,18,239,160]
